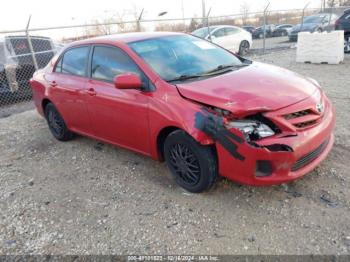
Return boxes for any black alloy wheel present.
[168,143,201,186]
[164,130,217,193]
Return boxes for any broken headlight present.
[227,120,275,140]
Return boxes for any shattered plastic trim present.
[194,110,245,161]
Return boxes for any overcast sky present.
[1,0,322,31]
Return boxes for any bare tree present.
[240,1,250,25]
[327,0,337,7]
[327,0,350,6]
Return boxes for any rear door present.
[211,28,229,49]
[47,46,93,135]
[225,27,242,52]
[85,45,151,155]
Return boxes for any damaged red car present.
[30,32,335,193]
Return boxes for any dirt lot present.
[0,49,350,255]
[252,36,294,53]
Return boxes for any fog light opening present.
[255,160,273,177]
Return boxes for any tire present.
[163,130,218,193]
[44,103,74,141]
[259,32,264,39]
[281,31,287,36]
[316,28,322,33]
[239,40,250,55]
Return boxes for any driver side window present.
[91,46,141,82]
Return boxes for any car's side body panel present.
[30,33,335,187]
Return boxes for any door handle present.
[86,88,97,96]
[50,81,57,87]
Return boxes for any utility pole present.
[202,0,206,25]
[181,0,185,21]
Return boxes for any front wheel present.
[164,130,218,193]
[239,40,250,55]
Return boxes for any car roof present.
[71,32,184,46]
[195,25,240,31]
[212,25,240,30]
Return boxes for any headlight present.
[227,120,275,140]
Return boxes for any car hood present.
[292,23,318,32]
[176,62,319,117]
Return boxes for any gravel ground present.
[251,36,294,53]
[0,49,350,255]
[0,101,34,119]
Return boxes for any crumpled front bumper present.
[216,94,335,186]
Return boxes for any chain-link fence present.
[0,6,349,108]
[0,35,58,106]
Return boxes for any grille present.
[283,109,320,129]
[291,138,329,172]
[294,120,317,129]
[284,109,312,120]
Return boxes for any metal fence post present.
[300,3,310,33]
[263,3,270,54]
[25,15,39,70]
[206,7,212,41]
[136,9,144,32]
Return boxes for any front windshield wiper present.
[167,74,203,83]
[167,64,249,83]
[203,63,248,74]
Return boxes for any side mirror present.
[114,73,142,90]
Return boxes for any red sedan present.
[30,32,335,193]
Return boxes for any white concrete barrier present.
[296,31,344,64]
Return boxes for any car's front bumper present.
[216,94,335,186]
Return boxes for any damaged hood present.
[176,62,319,116]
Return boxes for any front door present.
[86,45,151,155]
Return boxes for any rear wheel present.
[239,40,250,55]
[45,103,74,141]
[164,130,217,193]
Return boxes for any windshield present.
[191,27,218,38]
[128,35,243,82]
[303,15,327,24]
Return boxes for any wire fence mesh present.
[0,6,349,108]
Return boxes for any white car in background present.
[191,25,253,55]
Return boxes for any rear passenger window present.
[55,46,89,77]
[91,46,141,82]
[225,28,239,35]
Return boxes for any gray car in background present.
[289,13,339,41]
[0,36,56,103]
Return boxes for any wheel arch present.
[156,126,182,161]
[42,98,53,113]
[155,124,217,162]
